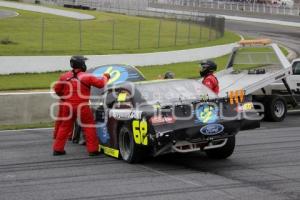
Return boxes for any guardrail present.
[37,0,300,16]
[151,0,300,16]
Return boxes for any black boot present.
[53,150,66,156]
[79,139,86,146]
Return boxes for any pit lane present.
[0,111,299,200]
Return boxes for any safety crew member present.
[200,60,219,94]
[53,55,110,156]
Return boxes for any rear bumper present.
[172,138,228,153]
[151,120,240,156]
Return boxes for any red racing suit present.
[53,69,108,153]
[53,101,70,139]
[202,73,219,94]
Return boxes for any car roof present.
[292,58,300,63]
[88,64,146,83]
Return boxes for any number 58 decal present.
[132,119,148,146]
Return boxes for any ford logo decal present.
[200,124,224,136]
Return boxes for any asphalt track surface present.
[0,1,94,20]
[166,6,300,55]
[227,20,300,56]
[0,111,300,200]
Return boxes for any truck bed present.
[216,66,291,97]
[215,44,292,98]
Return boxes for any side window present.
[293,62,300,75]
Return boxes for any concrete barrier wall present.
[0,43,237,74]
[0,92,56,125]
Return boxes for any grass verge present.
[0,7,240,55]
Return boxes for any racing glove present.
[103,73,111,80]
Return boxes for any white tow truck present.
[260,58,300,121]
[216,39,299,122]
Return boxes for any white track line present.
[0,91,53,95]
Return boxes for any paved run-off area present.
[0,112,300,200]
[0,1,94,20]
[0,9,18,18]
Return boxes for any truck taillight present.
[150,116,175,125]
[236,102,254,112]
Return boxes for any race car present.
[73,64,260,163]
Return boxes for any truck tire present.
[264,96,287,122]
[118,125,144,163]
[205,136,235,159]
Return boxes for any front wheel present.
[205,136,235,159]
[118,125,144,163]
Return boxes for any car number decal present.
[132,119,148,145]
[195,104,219,124]
[92,65,129,85]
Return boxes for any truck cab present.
[289,59,300,102]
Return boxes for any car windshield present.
[135,79,217,104]
[230,46,282,71]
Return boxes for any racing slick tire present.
[118,124,144,163]
[264,95,287,122]
[205,136,235,159]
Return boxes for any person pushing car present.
[53,55,110,156]
[199,60,219,94]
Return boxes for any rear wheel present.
[205,136,235,159]
[118,125,144,163]
[264,96,287,122]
